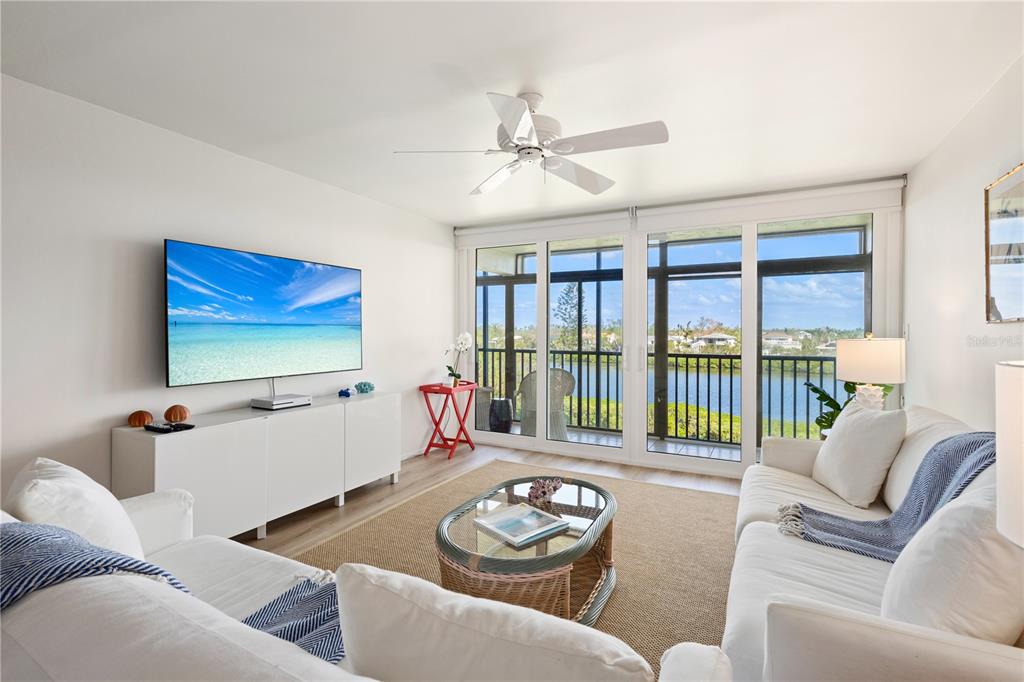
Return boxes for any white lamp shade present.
[996,360,1024,548]
[836,337,906,384]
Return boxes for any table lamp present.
[996,360,1023,548]
[836,334,906,410]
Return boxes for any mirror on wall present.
[986,162,1024,323]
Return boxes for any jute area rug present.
[295,460,738,674]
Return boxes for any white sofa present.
[723,406,1024,681]
[1,483,729,681]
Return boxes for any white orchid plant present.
[444,332,474,385]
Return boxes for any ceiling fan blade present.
[470,161,522,195]
[542,157,615,195]
[393,149,506,155]
[549,121,669,156]
[486,92,537,146]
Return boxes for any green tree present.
[553,283,586,349]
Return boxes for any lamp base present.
[854,384,886,410]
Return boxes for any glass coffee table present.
[435,476,616,626]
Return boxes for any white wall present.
[1,76,454,489]
[904,58,1023,429]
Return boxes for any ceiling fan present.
[394,92,669,196]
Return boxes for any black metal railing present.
[655,353,741,445]
[475,349,837,445]
[761,355,837,440]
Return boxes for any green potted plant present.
[804,381,894,438]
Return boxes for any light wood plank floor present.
[239,444,741,558]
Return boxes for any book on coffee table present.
[473,503,569,548]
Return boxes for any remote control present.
[144,423,175,434]
[169,422,195,431]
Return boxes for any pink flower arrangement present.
[527,478,563,505]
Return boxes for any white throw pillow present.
[812,401,907,508]
[5,457,145,558]
[881,486,1024,644]
[337,563,654,682]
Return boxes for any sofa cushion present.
[736,464,889,541]
[337,563,654,682]
[0,573,368,681]
[882,485,1024,645]
[722,521,891,681]
[148,535,328,620]
[812,402,907,508]
[882,406,971,510]
[5,457,145,558]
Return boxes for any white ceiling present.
[2,2,1021,226]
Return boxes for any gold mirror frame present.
[985,162,1024,323]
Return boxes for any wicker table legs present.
[436,523,616,626]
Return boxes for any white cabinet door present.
[267,405,345,519]
[345,394,401,491]
[154,418,268,538]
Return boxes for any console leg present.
[255,524,267,540]
[390,471,400,485]
[333,493,345,507]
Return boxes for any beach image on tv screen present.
[165,240,362,386]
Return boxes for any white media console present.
[112,392,401,539]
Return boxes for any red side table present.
[419,381,477,459]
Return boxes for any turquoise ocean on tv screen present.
[168,322,361,386]
[165,240,362,386]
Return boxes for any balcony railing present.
[475,349,837,445]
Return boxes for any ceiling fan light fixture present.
[395,91,668,196]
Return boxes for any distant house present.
[816,339,837,354]
[762,331,801,350]
[796,330,812,340]
[695,332,737,348]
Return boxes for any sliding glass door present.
[546,237,624,449]
[757,215,871,442]
[647,227,742,460]
[460,185,898,476]
[474,244,536,436]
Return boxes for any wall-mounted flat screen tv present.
[165,239,362,387]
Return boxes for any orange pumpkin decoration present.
[164,404,191,423]
[128,410,154,427]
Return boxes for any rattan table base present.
[437,521,616,626]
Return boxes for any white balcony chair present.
[517,369,576,440]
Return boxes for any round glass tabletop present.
[436,476,616,576]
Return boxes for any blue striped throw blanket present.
[243,577,345,664]
[778,431,996,563]
[2,522,344,664]
[0,522,189,610]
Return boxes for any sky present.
[166,241,362,325]
[480,231,867,330]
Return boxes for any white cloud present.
[167,258,252,303]
[235,251,274,269]
[167,306,237,320]
[168,307,268,323]
[279,268,361,312]
[167,274,229,301]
